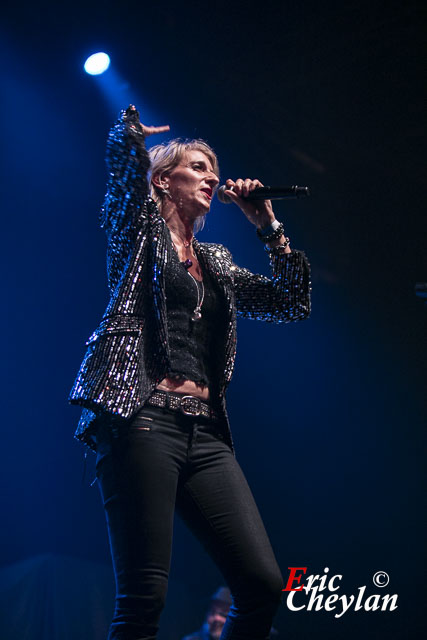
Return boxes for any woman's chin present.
[198,194,212,212]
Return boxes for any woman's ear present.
[152,173,171,199]
[152,173,168,190]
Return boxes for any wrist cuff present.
[257,219,281,237]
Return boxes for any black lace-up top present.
[164,245,228,398]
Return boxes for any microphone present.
[217,185,310,204]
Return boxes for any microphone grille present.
[217,185,232,204]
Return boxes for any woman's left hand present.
[223,178,275,229]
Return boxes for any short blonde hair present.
[148,138,219,232]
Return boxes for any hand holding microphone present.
[217,178,309,224]
[218,178,277,229]
[218,177,309,252]
[218,178,301,234]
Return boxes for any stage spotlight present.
[84,52,111,76]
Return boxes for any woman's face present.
[165,149,219,216]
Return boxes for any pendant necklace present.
[172,239,204,322]
[186,271,204,321]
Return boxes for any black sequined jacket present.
[69,107,311,451]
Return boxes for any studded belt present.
[147,390,218,420]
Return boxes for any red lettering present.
[283,567,308,592]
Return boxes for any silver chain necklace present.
[186,270,205,321]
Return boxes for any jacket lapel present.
[148,216,170,368]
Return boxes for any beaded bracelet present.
[256,221,285,243]
[264,237,291,254]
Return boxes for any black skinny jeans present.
[96,405,283,640]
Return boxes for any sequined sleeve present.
[99,106,150,234]
[231,249,311,323]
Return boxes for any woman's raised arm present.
[100,105,170,233]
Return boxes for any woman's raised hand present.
[223,178,275,229]
[124,104,170,137]
[140,123,171,136]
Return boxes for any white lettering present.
[307,586,324,612]
[324,594,339,611]
[334,594,355,618]
[318,568,330,591]
[354,586,366,611]
[364,595,381,612]
[285,570,399,618]
[286,591,305,612]
[304,574,320,593]
[328,574,342,591]
[381,594,398,611]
